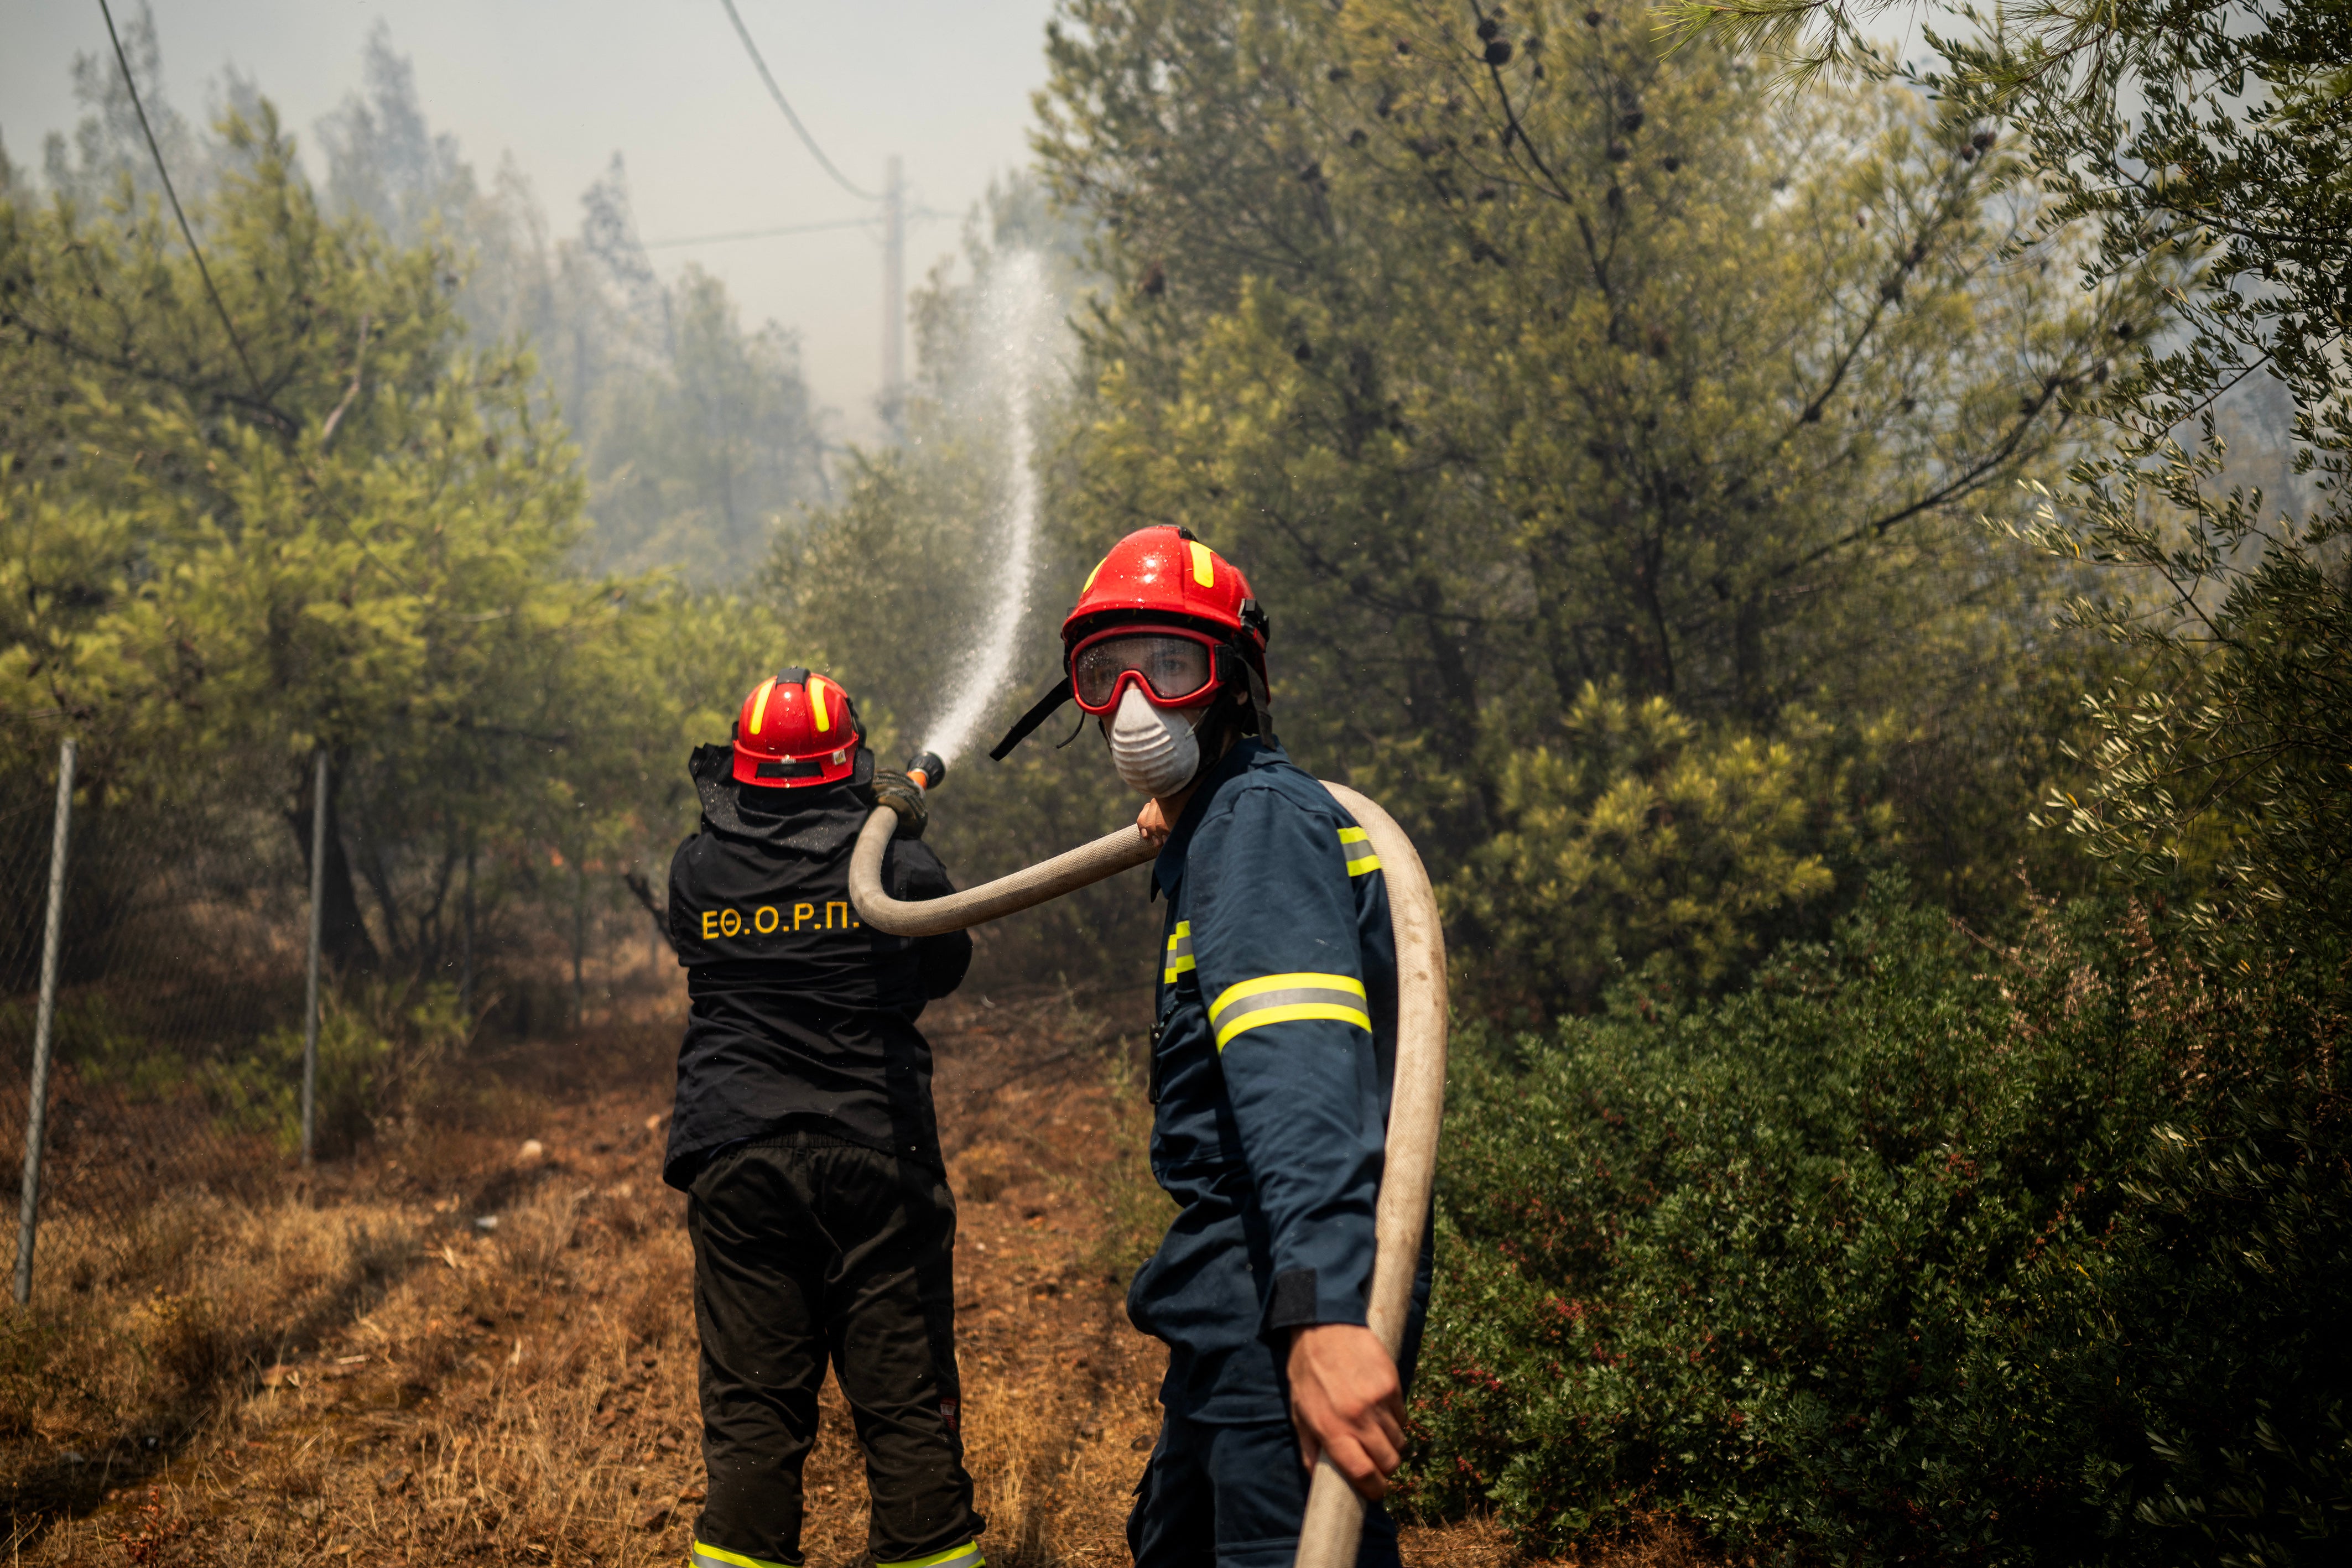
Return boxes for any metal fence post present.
[301,748,326,1166]
[572,860,586,1029]
[14,737,77,1307]
[459,840,475,1018]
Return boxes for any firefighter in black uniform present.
[990,527,1428,1568]
[664,668,984,1568]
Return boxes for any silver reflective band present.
[877,1544,985,1568]
[1208,972,1372,1050]
[692,1541,800,1568]
[1164,920,1194,982]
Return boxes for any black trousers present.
[688,1138,983,1567]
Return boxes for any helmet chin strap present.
[1242,659,1279,751]
[1212,644,1279,751]
[988,674,1075,761]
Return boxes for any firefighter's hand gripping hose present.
[847,762,1447,1568]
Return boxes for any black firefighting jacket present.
[662,744,971,1188]
[1134,736,1422,1423]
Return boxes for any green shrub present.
[54,996,189,1102]
[1406,884,2350,1564]
[205,982,466,1156]
[1443,687,1892,1020]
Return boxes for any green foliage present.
[1981,0,2352,958]
[207,982,467,1156]
[1409,888,2350,1563]
[54,996,189,1103]
[1580,7,2352,1549]
[2057,1083,2352,1565]
[1673,0,2352,965]
[1446,686,1891,1015]
[1037,0,2135,928]
[0,97,772,989]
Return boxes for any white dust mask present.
[1107,684,1202,797]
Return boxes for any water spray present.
[851,257,1443,1568]
[915,251,1050,771]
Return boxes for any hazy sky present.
[1,0,1060,443]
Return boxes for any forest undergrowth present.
[0,986,1705,1568]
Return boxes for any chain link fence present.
[2,738,674,1303]
[1,742,306,1296]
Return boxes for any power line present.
[715,0,878,202]
[640,207,956,252]
[96,0,269,411]
[641,214,876,251]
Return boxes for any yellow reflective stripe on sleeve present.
[1338,826,1381,877]
[1346,851,1382,876]
[1188,540,1215,587]
[1163,920,1195,984]
[808,674,831,732]
[748,678,777,736]
[692,1542,800,1568]
[1208,971,1371,1049]
[877,1544,984,1568]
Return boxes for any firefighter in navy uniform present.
[664,668,984,1568]
[991,528,1429,1568]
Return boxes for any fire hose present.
[847,757,1446,1568]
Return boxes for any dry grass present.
[1,992,1715,1568]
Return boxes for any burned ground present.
[0,986,1705,1568]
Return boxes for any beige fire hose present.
[849,780,1445,1568]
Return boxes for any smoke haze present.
[0,0,1055,446]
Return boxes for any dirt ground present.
[2,986,1703,1568]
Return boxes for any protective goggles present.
[1068,626,1225,714]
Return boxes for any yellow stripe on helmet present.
[1188,540,1215,587]
[748,678,777,736]
[808,674,831,733]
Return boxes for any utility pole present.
[882,153,905,438]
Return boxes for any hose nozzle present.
[904,751,946,793]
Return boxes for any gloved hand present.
[867,769,929,838]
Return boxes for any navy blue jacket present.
[1131,738,1405,1422]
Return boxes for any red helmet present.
[1063,525,1265,658]
[992,527,1275,759]
[731,668,863,788]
